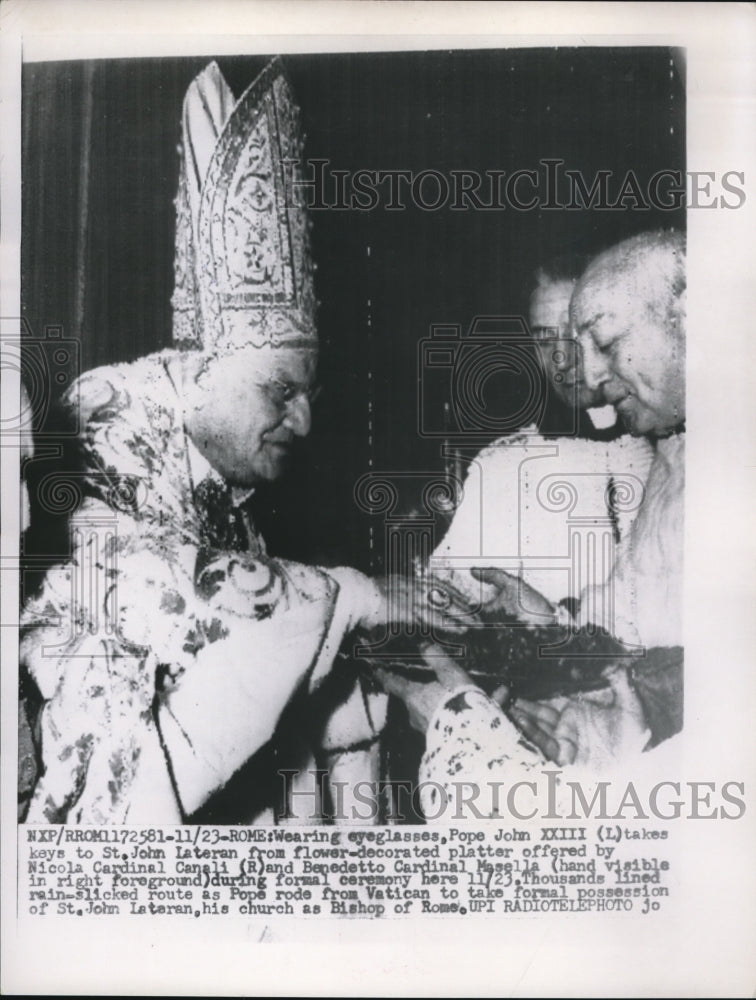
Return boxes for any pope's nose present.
[284,395,312,437]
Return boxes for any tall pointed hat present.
[172,59,316,351]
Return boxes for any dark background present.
[21,48,685,577]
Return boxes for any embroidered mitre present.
[172,59,316,352]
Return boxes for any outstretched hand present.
[374,645,473,734]
[359,573,477,635]
[471,567,561,626]
[509,666,649,767]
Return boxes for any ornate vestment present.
[21,352,381,823]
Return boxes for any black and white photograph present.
[1,1,755,996]
[17,42,690,827]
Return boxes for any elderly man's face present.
[185,345,318,487]
[571,273,685,437]
[529,278,603,410]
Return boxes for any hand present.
[359,574,474,635]
[509,666,649,767]
[374,644,474,733]
[471,567,561,626]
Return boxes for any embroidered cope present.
[21,352,381,823]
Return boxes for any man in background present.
[381,229,686,813]
[529,258,620,441]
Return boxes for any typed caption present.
[20,823,674,920]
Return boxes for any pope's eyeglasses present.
[265,376,322,409]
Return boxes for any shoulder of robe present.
[64,352,178,431]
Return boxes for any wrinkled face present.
[529,278,602,410]
[571,272,685,437]
[184,344,318,487]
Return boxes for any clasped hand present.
[371,567,649,769]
